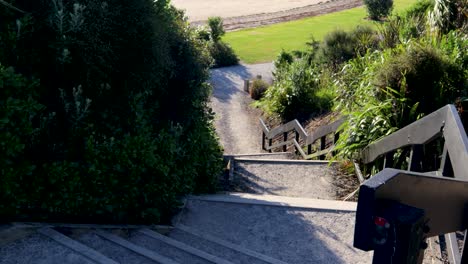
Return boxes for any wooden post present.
[320,136,326,160]
[283,132,288,152]
[244,79,250,93]
[262,132,266,150]
[383,151,395,168]
[408,145,424,172]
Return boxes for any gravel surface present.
[210,63,274,154]
[0,233,94,264]
[178,199,372,264]
[232,161,341,199]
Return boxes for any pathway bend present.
[209,63,274,154]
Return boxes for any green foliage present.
[334,33,467,159]
[0,0,223,223]
[261,56,333,120]
[364,0,394,20]
[208,16,225,42]
[209,41,239,68]
[250,79,270,100]
[317,27,379,70]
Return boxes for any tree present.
[364,0,393,20]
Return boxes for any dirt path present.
[174,0,363,31]
[209,63,274,154]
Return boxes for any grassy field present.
[223,0,418,63]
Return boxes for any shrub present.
[317,27,379,70]
[208,16,225,42]
[209,41,239,68]
[364,0,394,20]
[0,0,223,223]
[250,79,269,100]
[261,58,332,120]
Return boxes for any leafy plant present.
[208,16,225,42]
[364,0,394,20]
[250,79,269,100]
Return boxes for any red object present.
[374,217,388,227]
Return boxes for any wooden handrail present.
[360,104,468,180]
[260,117,343,159]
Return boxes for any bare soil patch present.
[177,0,363,31]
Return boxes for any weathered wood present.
[320,136,326,160]
[445,232,461,264]
[244,79,250,92]
[262,132,266,150]
[306,118,344,145]
[283,132,288,152]
[408,145,424,172]
[361,106,447,164]
[383,151,395,168]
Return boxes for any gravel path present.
[233,161,340,199]
[210,63,274,154]
[179,199,372,264]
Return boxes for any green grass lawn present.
[223,0,418,64]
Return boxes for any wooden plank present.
[443,106,468,180]
[361,106,448,164]
[306,118,344,145]
[445,232,461,264]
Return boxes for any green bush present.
[317,27,379,70]
[261,58,333,120]
[209,41,239,68]
[208,16,225,42]
[364,0,394,20]
[0,0,223,223]
[250,79,269,100]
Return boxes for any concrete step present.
[231,159,344,199]
[224,152,294,160]
[176,196,372,264]
[70,230,162,264]
[0,231,95,264]
[124,228,227,264]
[169,225,285,264]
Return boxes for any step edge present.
[95,229,181,264]
[139,228,234,264]
[38,227,119,264]
[223,152,293,158]
[233,158,337,164]
[176,225,288,264]
[189,193,357,212]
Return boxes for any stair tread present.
[126,229,212,264]
[74,231,158,264]
[177,199,372,264]
[0,233,95,264]
[232,161,342,199]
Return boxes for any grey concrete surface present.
[233,161,341,199]
[74,232,157,264]
[0,233,95,264]
[127,231,210,264]
[210,63,274,154]
[177,199,373,264]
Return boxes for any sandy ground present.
[172,0,324,22]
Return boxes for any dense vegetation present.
[258,0,467,166]
[0,0,223,223]
[197,17,239,67]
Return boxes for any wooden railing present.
[260,117,344,160]
[357,104,468,263]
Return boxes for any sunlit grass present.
[223,0,418,63]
